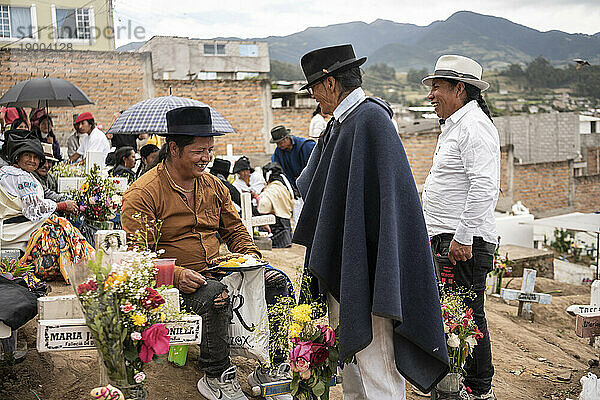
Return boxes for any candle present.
[153,258,176,287]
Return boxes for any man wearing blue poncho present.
[293,44,450,399]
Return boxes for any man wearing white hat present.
[421,55,499,400]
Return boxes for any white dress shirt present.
[76,127,110,161]
[333,87,366,123]
[422,100,500,245]
[309,114,327,138]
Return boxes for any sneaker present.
[197,365,248,400]
[247,363,292,400]
[469,389,497,400]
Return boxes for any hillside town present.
[1,2,600,400]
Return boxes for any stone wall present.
[0,49,153,142]
[574,174,600,212]
[272,107,313,139]
[153,79,272,155]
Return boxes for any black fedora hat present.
[210,158,231,177]
[270,125,291,144]
[233,156,252,174]
[300,44,367,90]
[163,106,224,136]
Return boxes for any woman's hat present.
[233,156,251,174]
[421,55,490,91]
[163,106,224,136]
[270,125,290,144]
[41,142,58,162]
[210,158,231,177]
[9,137,46,168]
[300,44,367,91]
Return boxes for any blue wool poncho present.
[293,98,450,393]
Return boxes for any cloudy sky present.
[113,0,600,47]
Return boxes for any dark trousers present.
[430,234,496,395]
[181,270,291,378]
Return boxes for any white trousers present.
[327,295,406,400]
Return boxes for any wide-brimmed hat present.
[270,125,290,143]
[210,158,231,177]
[163,106,224,136]
[300,44,367,91]
[41,142,58,162]
[233,156,251,174]
[9,137,46,168]
[421,55,490,91]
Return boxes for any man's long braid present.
[464,83,493,122]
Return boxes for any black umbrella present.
[0,77,93,108]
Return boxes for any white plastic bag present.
[579,372,600,400]
[292,198,304,228]
[221,268,270,365]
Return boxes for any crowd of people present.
[0,45,501,400]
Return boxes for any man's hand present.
[63,200,78,214]
[448,239,472,265]
[178,269,207,293]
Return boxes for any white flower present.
[466,336,478,349]
[447,333,460,348]
[131,332,142,341]
[134,371,146,383]
[444,324,449,334]
[111,194,122,206]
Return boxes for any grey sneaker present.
[247,363,292,400]
[469,389,497,400]
[197,365,248,400]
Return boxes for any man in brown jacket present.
[122,106,291,400]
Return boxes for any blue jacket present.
[271,135,315,191]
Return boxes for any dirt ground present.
[1,244,598,400]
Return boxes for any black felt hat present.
[9,137,46,169]
[270,125,290,144]
[210,158,231,177]
[300,44,367,90]
[233,156,251,174]
[163,106,224,136]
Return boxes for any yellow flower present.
[80,182,89,192]
[290,304,312,323]
[160,313,166,322]
[131,313,146,326]
[104,272,128,289]
[289,323,302,338]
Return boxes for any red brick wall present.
[400,131,438,186]
[575,175,600,212]
[586,147,600,175]
[0,49,151,142]
[154,79,269,155]
[513,161,571,214]
[272,107,313,138]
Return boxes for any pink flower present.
[89,197,96,205]
[317,324,336,347]
[139,324,170,363]
[289,341,312,363]
[121,302,134,312]
[291,357,311,380]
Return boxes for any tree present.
[406,68,429,86]
[501,64,524,77]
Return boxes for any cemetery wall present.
[272,107,313,139]
[574,174,600,212]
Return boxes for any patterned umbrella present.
[107,96,236,135]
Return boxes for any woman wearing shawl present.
[0,137,92,282]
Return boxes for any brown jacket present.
[121,162,260,285]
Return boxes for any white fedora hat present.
[422,55,490,91]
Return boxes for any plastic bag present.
[579,372,600,400]
[221,268,270,365]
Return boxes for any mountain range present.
[118,11,600,72]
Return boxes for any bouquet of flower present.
[50,161,85,178]
[70,165,121,222]
[285,303,339,400]
[0,258,46,293]
[69,250,185,397]
[440,288,483,374]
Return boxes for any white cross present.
[240,192,275,239]
[501,268,552,319]
[567,280,600,316]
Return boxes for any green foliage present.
[550,228,573,254]
[406,68,429,86]
[500,63,525,77]
[269,60,305,81]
